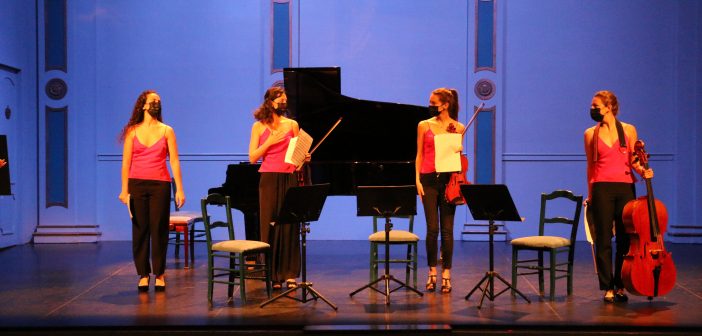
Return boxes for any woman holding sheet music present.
[249,86,301,290]
[415,88,465,294]
[118,90,185,292]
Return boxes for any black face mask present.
[428,105,440,117]
[590,108,603,122]
[275,102,287,115]
[147,102,161,118]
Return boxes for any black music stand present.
[461,184,531,308]
[349,186,424,305]
[259,184,337,310]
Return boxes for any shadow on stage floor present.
[0,240,700,335]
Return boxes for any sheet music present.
[434,133,462,172]
[284,129,313,167]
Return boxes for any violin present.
[621,140,676,298]
[444,103,483,205]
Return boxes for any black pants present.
[420,173,456,269]
[259,172,301,282]
[129,178,171,276]
[591,182,635,290]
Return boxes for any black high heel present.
[614,290,628,302]
[441,278,452,293]
[138,276,149,292]
[425,274,437,292]
[154,276,165,292]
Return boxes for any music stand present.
[461,184,531,308]
[260,184,337,310]
[349,185,424,305]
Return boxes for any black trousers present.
[591,182,635,290]
[259,172,301,282]
[420,173,456,269]
[129,178,171,276]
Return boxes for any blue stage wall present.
[1,0,700,244]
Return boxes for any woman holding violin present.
[416,88,465,294]
[584,90,653,303]
[249,86,301,290]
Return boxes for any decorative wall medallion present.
[474,79,495,100]
[46,78,68,100]
[4,106,10,120]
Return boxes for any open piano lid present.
[283,67,428,194]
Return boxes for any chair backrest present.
[200,193,236,246]
[538,190,583,243]
[372,215,414,233]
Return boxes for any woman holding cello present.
[584,90,653,303]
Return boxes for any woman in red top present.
[249,86,301,289]
[415,88,465,294]
[118,90,185,292]
[584,90,652,303]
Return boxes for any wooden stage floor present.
[0,240,700,335]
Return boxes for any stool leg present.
[184,226,190,269]
[175,230,181,258]
[189,224,195,266]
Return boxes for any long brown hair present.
[253,86,285,124]
[432,87,459,120]
[594,90,619,117]
[119,90,162,143]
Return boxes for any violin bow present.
[462,102,485,135]
[309,117,343,155]
[296,117,343,170]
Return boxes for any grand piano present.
[210,67,428,241]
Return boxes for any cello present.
[621,140,676,299]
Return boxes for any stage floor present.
[0,240,700,335]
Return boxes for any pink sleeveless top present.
[258,128,296,173]
[129,135,171,182]
[591,136,635,184]
[420,128,436,174]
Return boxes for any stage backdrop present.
[1,0,700,246]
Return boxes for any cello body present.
[621,140,676,298]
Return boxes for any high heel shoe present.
[154,276,166,292]
[614,289,628,302]
[425,274,437,292]
[603,290,615,303]
[286,279,298,289]
[138,276,149,292]
[441,278,452,293]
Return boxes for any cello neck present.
[642,163,661,241]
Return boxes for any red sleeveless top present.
[258,128,296,173]
[420,128,436,174]
[129,135,171,182]
[591,136,636,184]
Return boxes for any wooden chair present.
[201,193,271,305]
[369,215,419,289]
[511,190,582,301]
